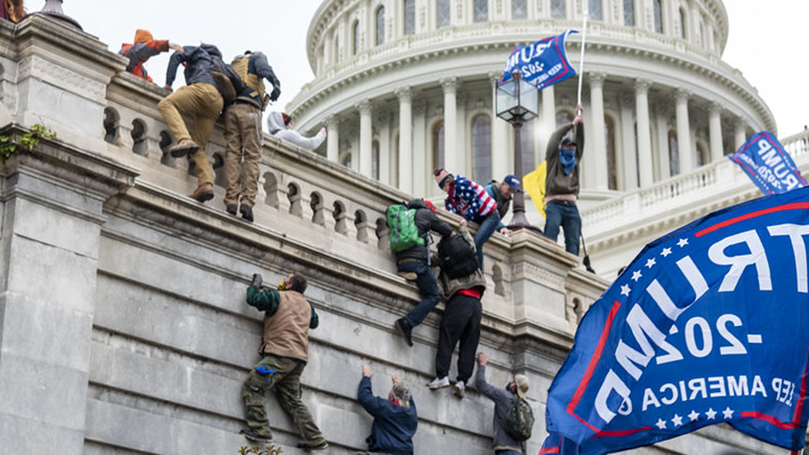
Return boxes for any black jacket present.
[394,199,452,264]
[165,44,217,87]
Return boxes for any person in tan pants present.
[159,44,224,203]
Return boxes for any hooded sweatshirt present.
[119,29,169,82]
[267,112,327,150]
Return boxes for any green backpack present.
[386,204,423,252]
[504,396,535,442]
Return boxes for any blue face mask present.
[559,147,577,175]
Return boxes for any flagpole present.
[576,9,588,115]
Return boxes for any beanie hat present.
[434,168,452,189]
[282,113,292,126]
[423,200,436,213]
[514,374,530,398]
[134,29,154,44]
[391,382,411,408]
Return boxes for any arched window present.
[404,0,416,35]
[605,116,617,190]
[437,0,450,27]
[352,20,360,55]
[376,6,386,46]
[678,7,687,39]
[474,0,488,23]
[653,0,663,34]
[333,35,340,65]
[696,142,708,167]
[394,133,400,187]
[589,0,602,21]
[512,0,527,20]
[700,17,708,49]
[519,119,535,174]
[668,130,679,176]
[432,120,445,171]
[372,140,380,179]
[341,152,353,169]
[623,0,635,26]
[551,0,566,19]
[472,114,492,183]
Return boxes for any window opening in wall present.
[634,123,640,185]
[696,142,708,167]
[352,20,360,55]
[520,119,535,174]
[472,114,492,183]
[512,0,527,20]
[605,116,617,190]
[404,0,416,35]
[372,140,380,180]
[653,0,663,34]
[432,120,445,171]
[437,0,450,27]
[474,0,488,23]
[334,36,340,66]
[103,108,119,144]
[589,0,602,21]
[376,6,386,45]
[678,7,687,39]
[131,119,148,156]
[668,130,679,176]
[551,0,565,19]
[623,0,635,26]
[341,152,353,169]
[394,133,400,187]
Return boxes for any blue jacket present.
[358,377,418,455]
[165,45,217,87]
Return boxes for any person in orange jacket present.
[118,29,183,83]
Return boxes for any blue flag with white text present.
[729,132,807,196]
[541,187,809,454]
[501,31,577,89]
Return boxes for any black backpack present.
[437,232,478,279]
[504,396,535,442]
[210,56,244,106]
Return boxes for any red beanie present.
[282,113,292,125]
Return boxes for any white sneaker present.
[427,376,450,389]
[454,380,465,398]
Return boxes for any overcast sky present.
[61,0,809,137]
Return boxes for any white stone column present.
[734,117,747,150]
[635,78,654,187]
[413,100,427,195]
[396,86,413,193]
[357,99,373,177]
[377,110,392,184]
[654,103,672,180]
[708,101,724,162]
[326,115,340,162]
[456,93,468,174]
[589,72,608,190]
[675,89,694,174]
[441,77,458,171]
[619,92,638,190]
[540,84,556,160]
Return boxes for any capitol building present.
[288,0,807,275]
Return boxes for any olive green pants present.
[158,82,223,186]
[223,103,263,207]
[242,354,326,445]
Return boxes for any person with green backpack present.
[388,199,452,347]
[476,352,534,455]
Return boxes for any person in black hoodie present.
[357,366,418,455]
[158,43,224,203]
[393,199,452,347]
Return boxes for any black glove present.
[251,273,263,287]
[270,87,281,102]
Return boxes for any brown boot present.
[170,138,199,158]
[189,183,214,203]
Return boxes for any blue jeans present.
[544,200,581,256]
[473,211,501,270]
[399,260,440,328]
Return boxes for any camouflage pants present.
[242,354,326,445]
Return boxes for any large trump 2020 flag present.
[501,31,577,89]
[541,187,809,454]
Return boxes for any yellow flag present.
[522,161,547,218]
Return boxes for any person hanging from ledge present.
[543,103,584,256]
[1,0,26,23]
[240,272,329,451]
[159,43,224,203]
[223,51,282,223]
[266,112,327,151]
[118,29,183,83]
[426,218,484,399]
[357,365,418,455]
[435,168,499,270]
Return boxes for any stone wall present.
[0,15,786,455]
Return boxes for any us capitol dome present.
[287,0,788,275]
